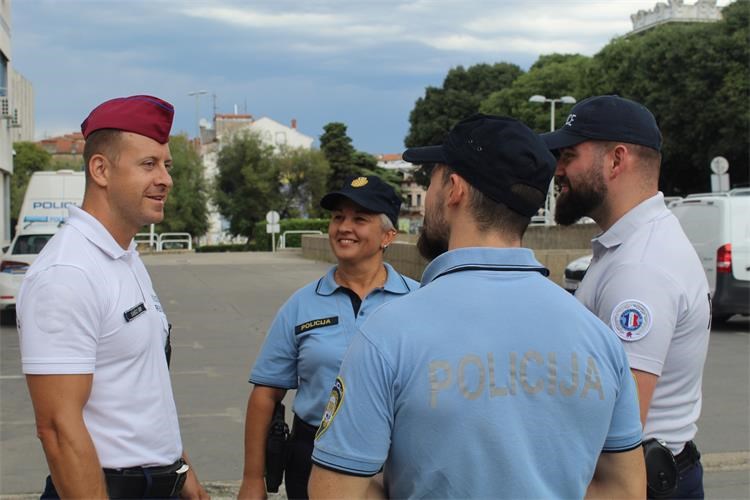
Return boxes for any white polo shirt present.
[576,193,710,454]
[17,206,183,468]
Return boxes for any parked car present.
[562,190,749,321]
[0,223,58,322]
[670,189,749,322]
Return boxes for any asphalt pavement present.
[1,251,748,498]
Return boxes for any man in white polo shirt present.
[542,95,710,498]
[17,96,207,499]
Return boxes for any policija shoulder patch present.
[294,316,338,335]
[315,376,345,440]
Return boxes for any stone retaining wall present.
[301,234,591,287]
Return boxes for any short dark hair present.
[440,165,542,238]
[595,141,661,183]
[82,129,123,181]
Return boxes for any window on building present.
[0,51,7,97]
[417,194,422,206]
[275,131,287,145]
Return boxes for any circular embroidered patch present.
[610,300,652,342]
[315,376,345,440]
[350,177,368,188]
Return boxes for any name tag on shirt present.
[124,303,147,322]
[295,316,338,335]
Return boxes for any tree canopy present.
[405,63,522,148]
[156,135,210,238]
[406,1,749,193]
[11,142,52,231]
[213,131,282,239]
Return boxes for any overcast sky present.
[13,0,733,154]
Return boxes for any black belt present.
[290,414,318,442]
[674,441,701,473]
[102,458,188,499]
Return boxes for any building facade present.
[630,0,723,34]
[9,67,33,142]
[0,0,13,245]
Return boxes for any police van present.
[0,170,84,320]
[669,189,750,322]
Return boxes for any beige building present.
[376,153,425,234]
[9,67,33,142]
[630,0,723,34]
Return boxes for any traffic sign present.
[266,210,280,224]
[710,156,729,175]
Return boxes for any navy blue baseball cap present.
[402,114,555,217]
[321,175,401,227]
[541,95,662,152]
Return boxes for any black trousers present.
[284,415,317,500]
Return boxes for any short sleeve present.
[596,263,680,376]
[18,266,101,374]
[312,330,393,476]
[603,348,643,451]
[249,300,299,389]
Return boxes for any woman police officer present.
[239,175,419,499]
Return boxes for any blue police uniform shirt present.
[249,262,418,425]
[312,247,642,498]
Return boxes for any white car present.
[563,254,592,293]
[0,223,58,322]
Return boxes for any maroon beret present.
[81,95,174,144]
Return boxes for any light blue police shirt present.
[312,247,642,498]
[249,262,418,425]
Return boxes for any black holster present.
[265,402,289,493]
[643,438,678,498]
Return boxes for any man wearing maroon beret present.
[17,95,208,499]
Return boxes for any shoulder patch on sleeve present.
[610,299,652,342]
[315,376,345,440]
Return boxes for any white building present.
[630,0,723,34]
[199,113,314,245]
[0,0,13,245]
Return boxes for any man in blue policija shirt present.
[309,115,646,498]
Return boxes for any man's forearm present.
[39,420,107,498]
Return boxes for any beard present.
[555,163,607,226]
[417,203,450,261]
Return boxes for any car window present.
[12,234,53,255]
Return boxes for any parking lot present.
[1,251,748,498]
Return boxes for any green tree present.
[405,63,523,148]
[155,135,209,238]
[276,147,330,219]
[213,131,281,239]
[320,122,357,191]
[588,0,749,193]
[11,142,52,228]
[480,54,592,133]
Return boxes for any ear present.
[87,154,110,188]
[381,228,397,250]
[445,173,468,207]
[608,144,629,180]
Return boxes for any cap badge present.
[564,114,576,127]
[351,177,368,188]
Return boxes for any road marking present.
[703,451,750,472]
[0,375,23,380]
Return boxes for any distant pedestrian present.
[309,114,645,498]
[542,95,710,498]
[239,175,418,499]
[17,95,208,499]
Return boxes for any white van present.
[0,170,85,319]
[670,189,750,321]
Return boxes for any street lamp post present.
[528,94,576,225]
[187,90,208,141]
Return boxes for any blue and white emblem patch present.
[610,300,652,342]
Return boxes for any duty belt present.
[674,441,701,473]
[103,458,188,499]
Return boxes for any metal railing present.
[278,230,323,249]
[134,232,193,252]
